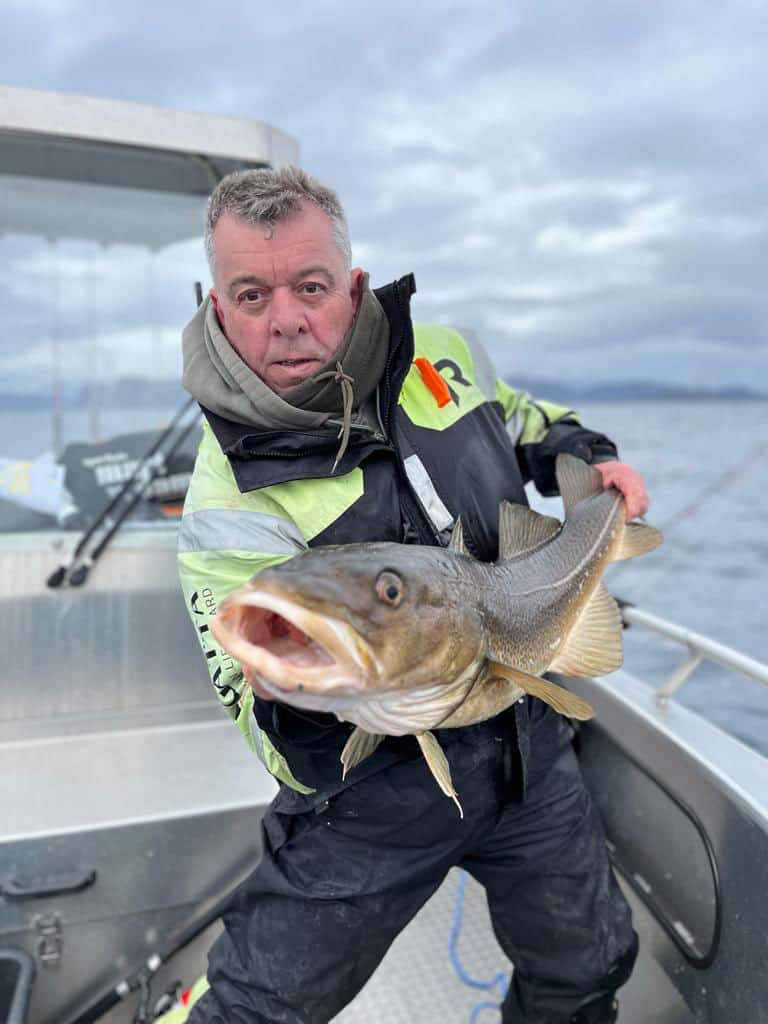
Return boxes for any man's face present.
[209,202,364,394]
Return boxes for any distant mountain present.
[0,377,186,410]
[1,374,765,410]
[497,376,768,403]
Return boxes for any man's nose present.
[269,291,309,339]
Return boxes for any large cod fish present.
[211,455,661,813]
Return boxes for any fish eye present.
[375,571,404,607]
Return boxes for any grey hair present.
[205,165,352,275]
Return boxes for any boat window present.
[0,172,207,534]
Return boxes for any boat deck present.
[336,869,693,1023]
[98,860,694,1024]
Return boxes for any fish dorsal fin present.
[340,727,384,780]
[555,453,603,513]
[416,731,463,817]
[548,583,623,678]
[485,661,594,720]
[613,521,663,561]
[498,501,561,560]
[448,516,469,555]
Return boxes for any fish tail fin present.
[555,453,603,512]
[416,731,464,818]
[613,522,663,561]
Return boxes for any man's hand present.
[593,461,649,520]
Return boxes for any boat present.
[0,86,291,1024]
[1,86,766,1024]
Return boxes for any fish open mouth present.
[211,589,376,699]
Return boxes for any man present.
[174,166,647,1024]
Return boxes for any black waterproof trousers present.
[187,705,637,1024]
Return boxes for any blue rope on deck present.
[448,870,510,1023]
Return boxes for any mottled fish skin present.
[218,543,489,733]
[480,489,626,673]
[216,476,638,717]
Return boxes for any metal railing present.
[621,605,768,705]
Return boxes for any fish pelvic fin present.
[549,583,624,678]
[486,661,594,721]
[340,727,385,780]
[416,731,464,818]
[555,453,603,512]
[613,521,663,561]
[498,502,561,560]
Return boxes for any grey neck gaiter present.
[280,277,389,414]
[181,276,389,432]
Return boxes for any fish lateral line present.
[494,495,626,598]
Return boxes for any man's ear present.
[349,268,365,315]
[209,288,224,326]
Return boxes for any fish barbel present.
[211,455,662,813]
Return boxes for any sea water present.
[1,399,766,755]
[528,399,768,757]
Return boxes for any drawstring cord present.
[314,361,356,473]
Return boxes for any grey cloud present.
[1,0,767,392]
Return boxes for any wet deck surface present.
[336,870,695,1024]
[103,869,695,1024]
[336,869,507,1023]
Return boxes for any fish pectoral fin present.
[498,502,561,559]
[613,521,663,561]
[437,670,524,729]
[416,731,464,818]
[548,583,624,678]
[555,453,603,512]
[486,661,594,721]
[340,727,385,780]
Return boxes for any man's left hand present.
[593,461,649,520]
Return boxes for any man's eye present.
[240,290,263,303]
[301,282,324,295]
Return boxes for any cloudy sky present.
[2,0,768,392]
